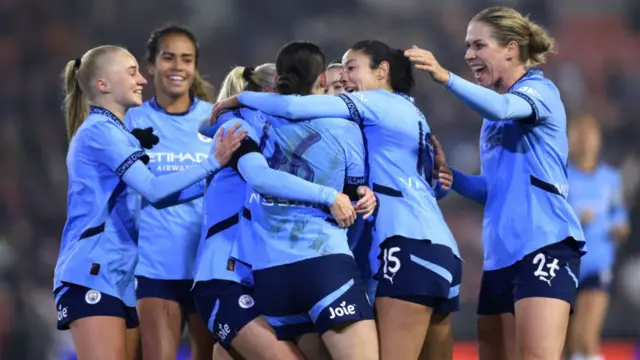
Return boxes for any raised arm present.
[238,92,352,120]
[445,73,534,121]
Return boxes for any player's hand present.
[580,209,595,225]
[404,46,450,84]
[213,124,246,166]
[210,95,240,125]
[330,193,357,228]
[354,186,377,219]
[431,134,447,169]
[131,127,159,149]
[438,166,453,191]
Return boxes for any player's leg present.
[513,238,582,360]
[56,285,131,360]
[301,254,377,360]
[295,333,332,360]
[568,272,611,360]
[419,312,454,360]
[124,306,141,360]
[375,237,460,360]
[125,328,140,360]
[213,343,235,359]
[186,303,214,360]
[136,277,185,360]
[476,268,518,360]
[194,279,304,360]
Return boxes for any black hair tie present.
[74,58,81,70]
[242,67,255,82]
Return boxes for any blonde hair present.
[472,6,556,68]
[62,45,125,141]
[216,63,276,102]
[192,72,216,102]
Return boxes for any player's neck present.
[155,92,192,114]
[495,68,527,94]
[91,100,125,121]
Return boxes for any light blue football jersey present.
[125,98,213,280]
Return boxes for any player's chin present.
[128,93,144,107]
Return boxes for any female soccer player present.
[566,115,629,360]
[406,6,586,360]
[213,39,462,360]
[194,63,354,360]
[325,61,345,95]
[124,25,215,360]
[54,45,244,360]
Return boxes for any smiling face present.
[464,21,513,89]
[325,67,344,95]
[340,49,386,93]
[97,49,146,108]
[148,33,196,99]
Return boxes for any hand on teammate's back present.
[213,123,246,166]
[430,134,453,189]
[330,193,357,228]
[355,186,377,219]
[210,95,241,124]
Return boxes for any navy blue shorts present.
[578,268,614,293]
[374,236,462,314]
[135,276,196,314]
[253,254,374,340]
[54,283,139,330]
[477,237,582,315]
[193,280,260,349]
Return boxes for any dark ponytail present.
[275,41,326,96]
[350,40,415,95]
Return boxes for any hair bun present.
[275,73,300,95]
[242,67,255,82]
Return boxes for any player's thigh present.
[136,277,191,359]
[513,238,582,359]
[55,283,136,360]
[573,288,610,350]
[297,254,376,360]
[125,327,140,360]
[295,332,332,360]
[321,319,379,360]
[375,237,461,360]
[187,312,214,360]
[232,316,305,360]
[213,344,235,360]
[71,316,129,360]
[419,313,453,360]
[476,268,518,360]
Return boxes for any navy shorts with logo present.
[193,279,260,350]
[54,283,139,330]
[578,268,614,293]
[253,254,373,340]
[477,237,583,315]
[135,276,196,314]
[374,236,462,314]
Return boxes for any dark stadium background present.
[0,0,638,358]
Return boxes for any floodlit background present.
[0,0,639,358]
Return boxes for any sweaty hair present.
[275,41,326,95]
[350,40,415,95]
[217,63,277,102]
[145,24,215,101]
[62,45,124,141]
[472,6,556,68]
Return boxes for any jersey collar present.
[89,106,128,132]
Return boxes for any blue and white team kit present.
[236,89,463,313]
[125,97,213,314]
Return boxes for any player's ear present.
[376,61,390,81]
[319,72,327,88]
[147,63,156,77]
